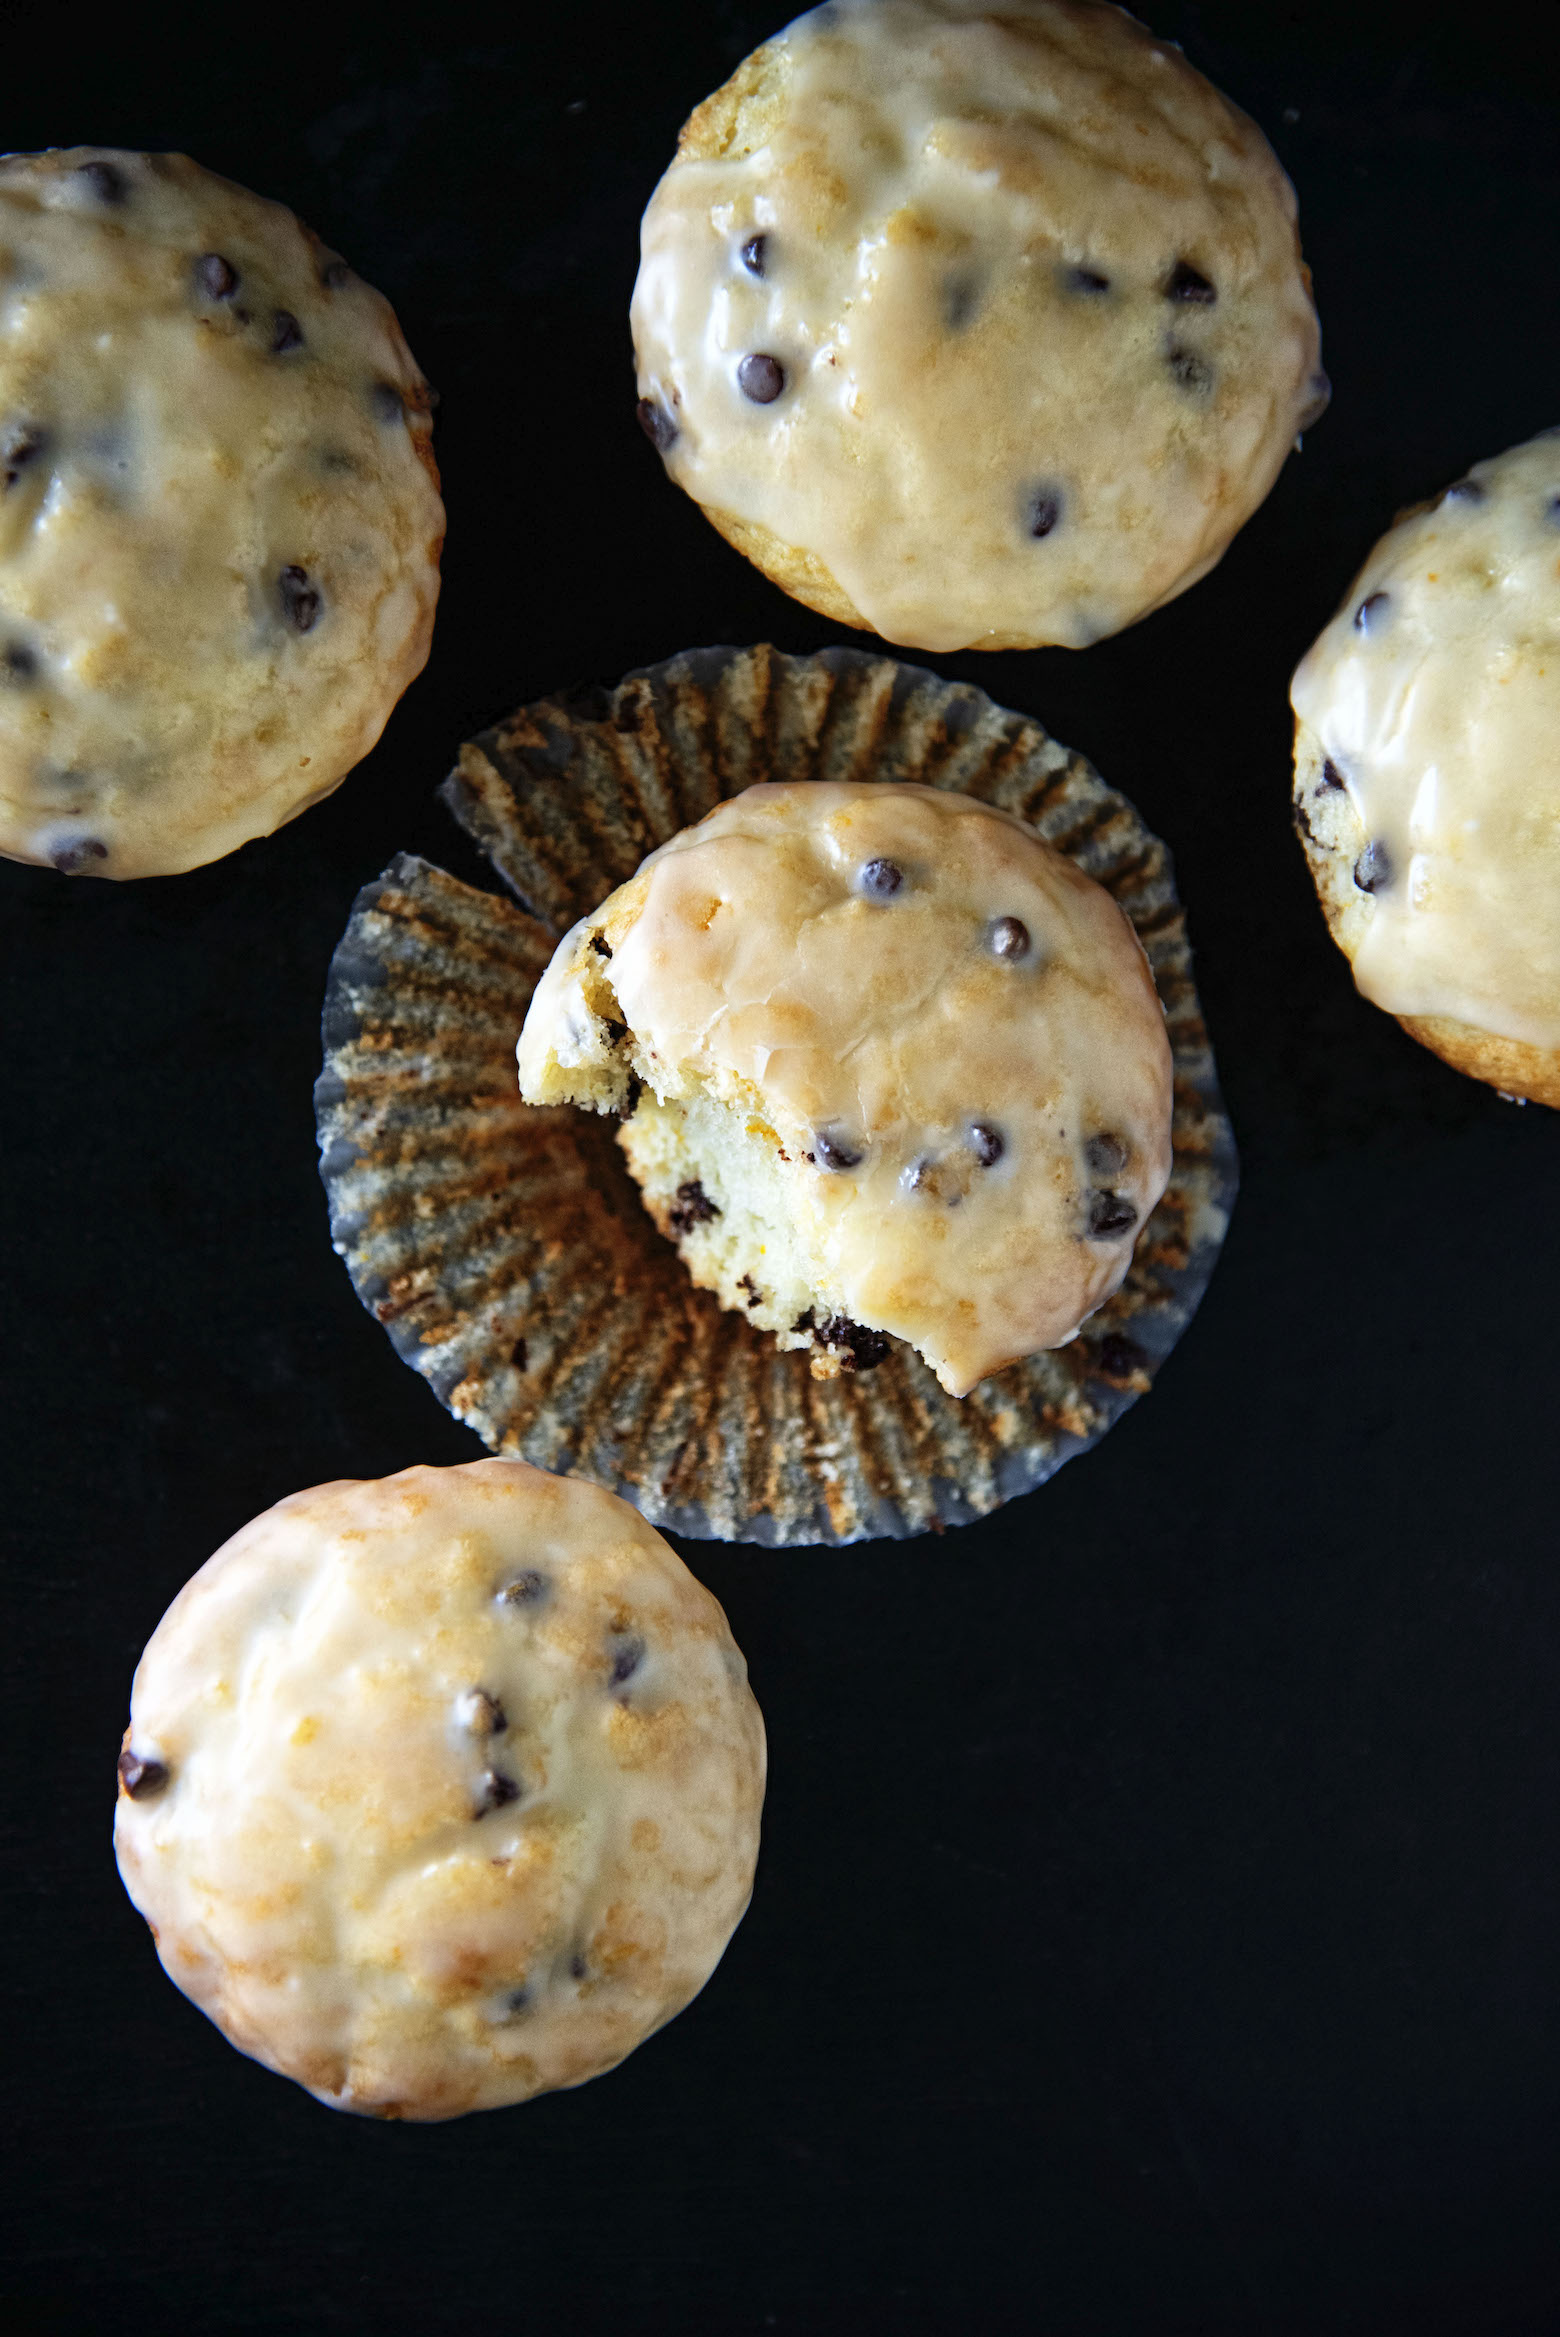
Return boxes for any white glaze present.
[632,0,1322,651]
[1291,430,1560,1050]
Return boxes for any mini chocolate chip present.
[669,1179,720,1235]
[589,930,612,959]
[1166,259,1215,303]
[473,1769,521,1817]
[194,252,238,299]
[903,1156,936,1193]
[792,1308,816,1334]
[990,915,1031,961]
[1320,758,1347,792]
[814,1316,890,1371]
[271,310,304,355]
[278,565,321,633]
[737,352,785,404]
[504,1986,531,2015]
[1297,369,1332,431]
[1087,1190,1138,1239]
[118,1749,168,1798]
[1443,477,1485,505]
[740,233,767,277]
[1547,493,1560,527]
[636,397,678,453]
[1065,265,1111,295]
[568,1952,588,1981]
[1354,840,1392,893]
[1355,590,1391,633]
[500,1569,549,1605]
[1028,486,1064,538]
[52,837,108,874]
[320,258,352,289]
[76,160,128,206]
[1085,1132,1127,1178]
[461,1689,507,1737]
[969,1123,1004,1166]
[609,1635,645,1687]
[944,272,980,330]
[510,1336,528,1371]
[370,380,405,424]
[3,425,47,490]
[813,1128,863,1171]
[1166,344,1214,396]
[737,1273,762,1307]
[1097,1331,1146,1377]
[2,643,36,683]
[860,856,904,898]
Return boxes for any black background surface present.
[4,4,1560,2330]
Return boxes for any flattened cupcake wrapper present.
[316,645,1236,1545]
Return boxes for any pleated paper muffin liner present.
[316,644,1237,1545]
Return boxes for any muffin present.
[630,0,1325,654]
[1291,431,1560,1107]
[0,146,443,879]
[114,1460,765,2119]
[517,779,1174,1398]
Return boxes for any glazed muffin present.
[0,146,443,878]
[1291,431,1560,1107]
[517,778,1174,1399]
[630,0,1325,654]
[114,1461,765,2119]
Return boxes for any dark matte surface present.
[4,4,1560,2331]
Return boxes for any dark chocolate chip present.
[473,1769,521,1817]
[509,1336,528,1371]
[944,272,980,331]
[860,856,904,898]
[814,1316,890,1371]
[813,1128,863,1171]
[669,1179,720,1235]
[903,1156,936,1193]
[737,1273,762,1307]
[2,642,36,683]
[3,425,47,490]
[609,1635,645,1687]
[462,1689,507,1737]
[321,259,352,289]
[1028,485,1064,538]
[1320,758,1347,792]
[741,233,768,277]
[194,252,238,299]
[370,380,405,424]
[1354,590,1391,633]
[568,1952,588,1981]
[504,1987,531,2015]
[278,565,321,633]
[990,915,1031,961]
[969,1123,1004,1166]
[1085,1131,1127,1178]
[1354,840,1392,893]
[737,352,785,404]
[1097,1331,1147,1377]
[1443,477,1485,505]
[118,1749,168,1798]
[1065,265,1111,295]
[1166,344,1214,396]
[1166,259,1215,303]
[52,837,108,874]
[76,160,128,206]
[792,1308,816,1334]
[636,397,678,453]
[1087,1190,1138,1239]
[1297,369,1332,431]
[500,1569,549,1605]
[271,310,304,355]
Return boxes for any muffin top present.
[114,1461,765,2120]
[1291,430,1560,1053]
[0,147,443,878]
[631,0,1323,652]
[519,780,1174,1396]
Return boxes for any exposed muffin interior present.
[518,778,1174,1398]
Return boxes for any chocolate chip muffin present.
[517,778,1173,1398]
[1291,431,1560,1108]
[0,147,443,878]
[631,0,1325,654]
[114,1461,765,2119]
